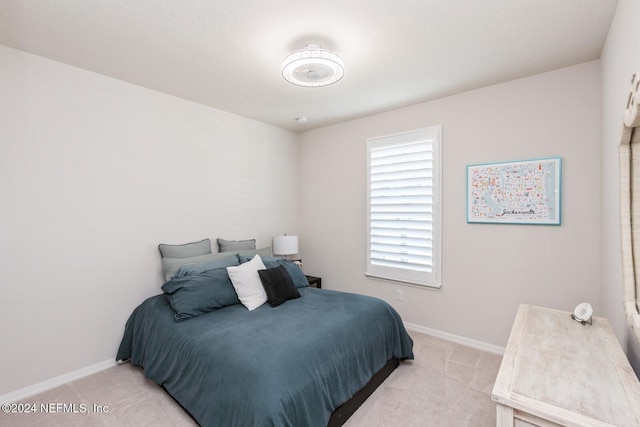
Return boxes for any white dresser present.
[492,304,640,427]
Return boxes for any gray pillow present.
[235,247,272,258]
[217,238,256,252]
[158,239,211,259]
[161,268,241,321]
[162,252,239,281]
[174,254,240,278]
[239,254,282,264]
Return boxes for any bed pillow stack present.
[159,239,241,281]
[226,255,302,310]
[158,238,273,281]
[158,238,301,320]
[217,237,272,260]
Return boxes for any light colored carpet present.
[0,332,501,426]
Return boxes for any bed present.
[116,252,414,427]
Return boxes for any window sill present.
[365,273,442,290]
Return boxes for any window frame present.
[365,125,442,289]
[619,72,640,341]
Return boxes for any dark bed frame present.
[328,357,400,426]
[162,357,400,426]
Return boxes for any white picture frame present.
[466,157,562,225]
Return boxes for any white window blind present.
[366,126,441,288]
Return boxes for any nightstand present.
[305,275,322,289]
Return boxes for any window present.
[366,126,442,288]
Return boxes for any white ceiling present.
[0,0,618,132]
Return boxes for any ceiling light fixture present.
[282,44,344,88]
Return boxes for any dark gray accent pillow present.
[158,239,211,259]
[258,265,300,307]
[161,268,241,321]
[217,238,256,252]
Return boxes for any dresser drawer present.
[515,410,561,427]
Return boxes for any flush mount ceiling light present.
[282,44,344,87]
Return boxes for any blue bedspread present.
[117,287,414,426]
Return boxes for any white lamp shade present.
[273,235,298,256]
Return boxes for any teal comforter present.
[117,287,414,426]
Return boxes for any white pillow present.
[226,255,268,311]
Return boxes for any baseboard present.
[404,322,505,355]
[0,359,118,404]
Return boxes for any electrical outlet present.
[396,290,403,301]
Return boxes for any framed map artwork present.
[466,157,562,225]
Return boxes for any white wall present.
[0,44,299,396]
[600,0,640,374]
[299,61,601,348]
